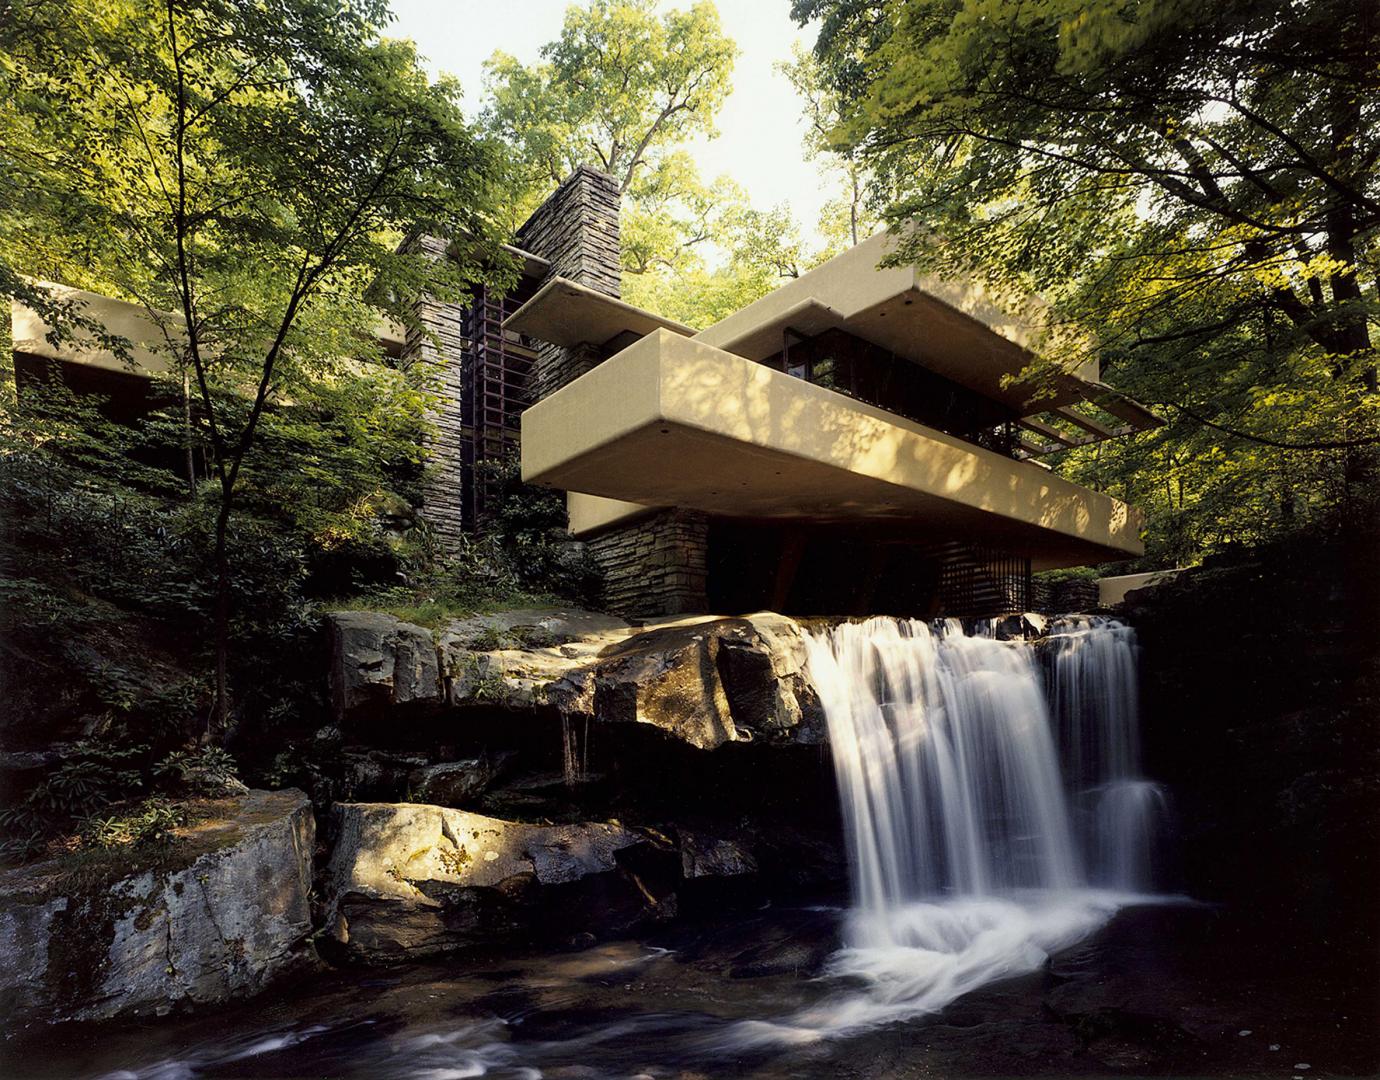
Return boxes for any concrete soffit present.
[522,329,1146,567]
[502,277,698,349]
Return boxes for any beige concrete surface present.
[693,232,1101,410]
[12,286,179,376]
[523,330,1143,567]
[503,276,697,348]
[1098,569,1184,606]
[12,284,408,373]
[566,492,661,534]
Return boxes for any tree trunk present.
[182,368,196,497]
[850,168,861,246]
[209,491,233,742]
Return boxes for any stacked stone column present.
[399,233,470,554]
[517,167,709,619]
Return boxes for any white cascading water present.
[730,615,1164,1046]
[1046,616,1168,891]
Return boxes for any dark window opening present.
[456,278,541,530]
[761,327,1021,457]
[706,518,1032,618]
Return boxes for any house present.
[493,168,1156,618]
[10,166,1156,620]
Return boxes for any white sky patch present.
[384,0,830,246]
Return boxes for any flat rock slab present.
[325,608,828,751]
[322,802,662,962]
[328,611,441,718]
[0,789,314,1031]
[327,801,641,896]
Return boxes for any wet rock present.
[437,611,825,751]
[407,755,511,807]
[332,748,431,802]
[662,905,840,979]
[592,617,826,750]
[592,622,738,750]
[989,612,1049,640]
[0,789,315,1029]
[726,615,826,741]
[334,607,827,752]
[326,612,441,720]
[322,802,656,962]
[679,831,757,879]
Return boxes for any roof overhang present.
[503,277,697,348]
[694,232,1098,413]
[500,232,1162,447]
[12,283,413,375]
[501,243,551,280]
[11,285,179,377]
[522,329,1143,569]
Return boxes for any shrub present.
[78,798,187,849]
[153,747,242,797]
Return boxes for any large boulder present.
[678,830,758,879]
[407,755,511,807]
[439,608,632,652]
[327,608,828,752]
[0,789,315,1031]
[322,802,665,962]
[436,608,632,711]
[590,616,826,750]
[327,611,441,720]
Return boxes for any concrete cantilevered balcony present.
[521,329,1143,570]
[11,283,409,376]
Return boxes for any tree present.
[779,43,878,252]
[795,0,1379,558]
[621,202,809,326]
[483,0,737,200]
[618,152,742,276]
[482,0,758,292]
[2,0,512,736]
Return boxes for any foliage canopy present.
[795,0,1380,561]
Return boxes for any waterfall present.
[804,618,1082,916]
[729,615,1166,1045]
[1046,616,1167,891]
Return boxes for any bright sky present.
[384,0,828,245]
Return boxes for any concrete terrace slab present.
[522,329,1143,568]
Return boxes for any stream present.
[4,618,1375,1077]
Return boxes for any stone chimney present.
[516,166,622,401]
[517,167,708,620]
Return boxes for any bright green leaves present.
[798,0,1380,563]
[479,0,770,324]
[483,0,736,197]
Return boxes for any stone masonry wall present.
[518,167,709,619]
[404,166,710,617]
[400,233,470,554]
[517,166,622,401]
[586,510,710,620]
[517,165,621,298]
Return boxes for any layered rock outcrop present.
[8,609,846,1027]
[0,789,314,1030]
[321,803,667,962]
[326,608,827,750]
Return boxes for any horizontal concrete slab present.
[522,330,1144,568]
[12,286,178,376]
[1098,568,1183,606]
[503,277,697,348]
[13,284,406,374]
[694,232,1098,412]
